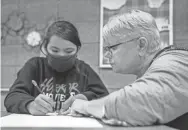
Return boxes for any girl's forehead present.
[48,35,76,48]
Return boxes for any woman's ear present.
[137,37,148,57]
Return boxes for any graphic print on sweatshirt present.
[38,77,80,110]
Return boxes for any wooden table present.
[0,111,178,130]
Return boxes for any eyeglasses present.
[104,37,140,58]
[105,37,140,52]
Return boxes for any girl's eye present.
[64,48,75,54]
[51,49,59,53]
[50,46,60,53]
[65,51,72,54]
[65,51,73,54]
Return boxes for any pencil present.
[31,80,42,94]
[55,95,59,111]
[32,80,56,113]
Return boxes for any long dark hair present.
[40,20,86,78]
[40,20,81,55]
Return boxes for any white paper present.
[46,112,59,116]
[1,114,103,128]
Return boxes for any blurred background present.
[1,0,188,112]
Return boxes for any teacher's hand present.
[60,94,88,112]
[60,99,90,117]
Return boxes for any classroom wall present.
[1,0,188,112]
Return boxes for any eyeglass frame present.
[104,37,140,58]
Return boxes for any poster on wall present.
[100,0,173,68]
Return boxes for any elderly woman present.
[66,10,188,129]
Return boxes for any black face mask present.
[47,54,77,72]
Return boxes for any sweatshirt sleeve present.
[4,58,38,114]
[104,65,188,126]
[81,65,109,100]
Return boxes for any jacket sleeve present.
[4,58,38,114]
[81,65,109,100]
[104,66,188,126]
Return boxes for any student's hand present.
[60,94,88,112]
[27,94,55,115]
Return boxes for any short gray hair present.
[103,10,163,54]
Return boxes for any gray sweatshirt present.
[104,49,188,126]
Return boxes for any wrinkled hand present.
[61,98,106,119]
[60,99,90,117]
[27,94,55,115]
[60,94,88,112]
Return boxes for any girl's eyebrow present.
[64,48,75,51]
[50,46,60,50]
